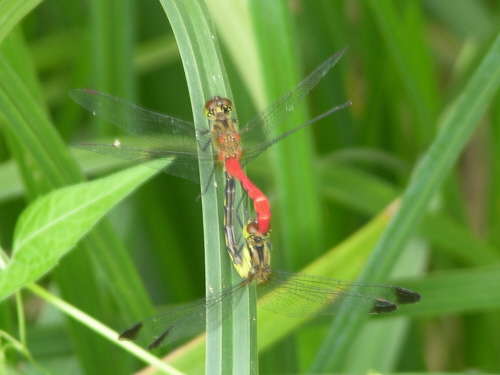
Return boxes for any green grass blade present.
[399,265,500,316]
[0,53,82,189]
[367,0,439,144]
[311,29,500,373]
[205,0,263,104]
[0,0,42,46]
[319,159,500,266]
[0,160,23,203]
[158,1,256,373]
[88,0,135,99]
[250,1,327,269]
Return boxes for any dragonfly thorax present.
[244,219,272,279]
[248,263,272,284]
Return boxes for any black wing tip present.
[394,287,421,305]
[147,329,171,350]
[118,322,143,341]
[371,299,398,314]
[118,322,172,350]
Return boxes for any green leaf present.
[0,164,162,300]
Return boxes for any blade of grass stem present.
[310,29,500,373]
[158,1,257,373]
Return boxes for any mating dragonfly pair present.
[72,47,420,351]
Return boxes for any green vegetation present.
[1,0,500,374]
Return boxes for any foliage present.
[1,0,500,374]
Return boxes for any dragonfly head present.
[204,96,233,119]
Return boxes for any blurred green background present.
[1,0,500,374]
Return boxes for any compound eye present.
[218,97,232,107]
[246,221,259,235]
[219,98,233,114]
[204,97,219,118]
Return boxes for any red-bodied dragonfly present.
[71,48,351,234]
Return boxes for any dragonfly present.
[70,47,351,235]
[117,183,421,351]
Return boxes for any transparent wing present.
[71,49,348,180]
[70,89,203,141]
[70,89,216,183]
[239,48,348,149]
[118,271,420,350]
[118,282,247,350]
[241,101,351,166]
[257,271,421,317]
[72,143,205,183]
